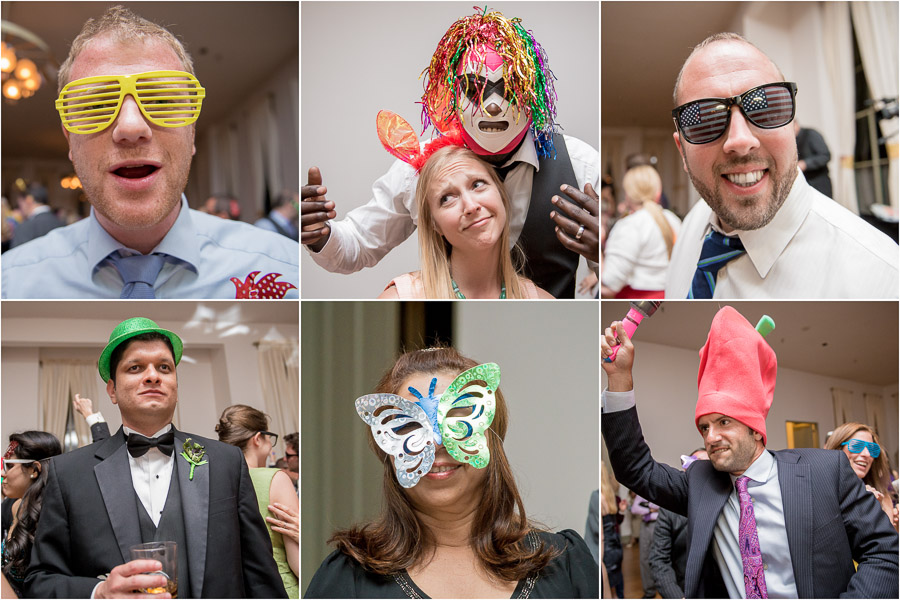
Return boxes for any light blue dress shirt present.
[1,197,298,299]
[714,450,798,599]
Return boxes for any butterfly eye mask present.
[355,363,500,488]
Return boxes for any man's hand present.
[601,321,634,392]
[72,393,94,419]
[301,166,335,252]
[550,183,599,262]
[95,560,171,599]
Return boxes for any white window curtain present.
[257,339,299,457]
[851,1,900,210]
[821,1,861,214]
[863,392,884,434]
[39,360,100,448]
[831,387,857,427]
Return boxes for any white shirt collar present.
[729,447,775,486]
[123,423,173,439]
[707,169,810,279]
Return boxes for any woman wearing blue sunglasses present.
[825,423,898,531]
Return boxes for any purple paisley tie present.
[736,476,768,598]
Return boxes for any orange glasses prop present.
[56,70,205,134]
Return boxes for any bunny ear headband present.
[376,110,466,173]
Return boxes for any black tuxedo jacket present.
[603,406,899,598]
[25,427,288,598]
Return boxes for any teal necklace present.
[451,279,507,299]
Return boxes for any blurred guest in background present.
[255,190,299,241]
[203,195,242,221]
[282,432,298,493]
[10,183,64,249]
[71,394,111,443]
[217,405,299,597]
[600,462,624,598]
[602,165,680,299]
[1,431,63,598]
[794,121,832,198]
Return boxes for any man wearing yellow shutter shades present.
[1,5,298,299]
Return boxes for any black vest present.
[136,470,192,598]
[517,133,580,298]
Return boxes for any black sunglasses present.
[672,82,798,144]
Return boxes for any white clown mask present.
[455,45,531,156]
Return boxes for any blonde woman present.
[600,462,625,598]
[379,146,552,299]
[601,165,680,298]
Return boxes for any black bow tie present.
[127,431,175,458]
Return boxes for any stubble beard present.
[708,435,758,474]
[685,153,797,231]
[73,145,192,231]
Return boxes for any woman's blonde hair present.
[824,422,891,499]
[415,146,526,298]
[622,165,675,258]
[600,461,618,516]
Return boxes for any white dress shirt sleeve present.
[306,159,419,274]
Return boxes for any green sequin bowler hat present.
[98,317,183,382]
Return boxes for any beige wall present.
[1,305,298,449]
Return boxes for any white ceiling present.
[1,1,298,160]
[601,301,899,386]
[602,2,744,131]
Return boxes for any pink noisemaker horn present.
[604,301,662,363]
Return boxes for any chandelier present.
[1,20,56,102]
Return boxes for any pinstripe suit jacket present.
[602,406,899,598]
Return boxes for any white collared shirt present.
[307,132,599,274]
[602,208,681,292]
[665,170,899,298]
[713,450,798,599]
[123,424,175,527]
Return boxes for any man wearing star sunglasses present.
[1,6,298,299]
[664,32,898,299]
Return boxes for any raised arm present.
[601,321,688,515]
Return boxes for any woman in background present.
[825,422,898,531]
[601,165,680,299]
[217,405,300,597]
[1,431,62,598]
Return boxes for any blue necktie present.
[109,252,166,299]
[688,231,746,299]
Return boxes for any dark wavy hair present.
[2,431,62,578]
[329,347,558,581]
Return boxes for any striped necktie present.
[736,476,768,598]
[109,252,166,299]
[688,230,746,299]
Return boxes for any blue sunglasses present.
[841,438,880,458]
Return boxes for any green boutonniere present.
[180,438,208,480]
